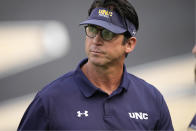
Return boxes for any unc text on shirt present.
[128,112,148,120]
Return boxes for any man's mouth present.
[89,48,105,54]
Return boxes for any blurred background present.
[0,0,195,130]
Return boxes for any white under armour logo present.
[128,112,148,120]
[77,110,88,117]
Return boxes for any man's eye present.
[89,27,97,33]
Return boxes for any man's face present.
[192,44,196,55]
[85,25,128,67]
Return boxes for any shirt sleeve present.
[155,95,174,131]
[17,95,49,130]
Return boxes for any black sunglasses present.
[84,25,117,41]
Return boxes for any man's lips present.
[89,48,105,54]
[90,50,103,54]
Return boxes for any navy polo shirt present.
[18,58,174,130]
[188,114,196,130]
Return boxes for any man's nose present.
[92,31,103,45]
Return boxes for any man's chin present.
[88,57,108,67]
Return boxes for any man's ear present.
[125,37,137,54]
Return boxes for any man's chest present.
[48,96,159,130]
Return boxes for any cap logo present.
[98,9,113,18]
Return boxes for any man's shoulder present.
[126,73,162,97]
[127,73,155,88]
[36,70,77,98]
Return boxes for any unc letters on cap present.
[98,9,113,18]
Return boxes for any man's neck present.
[81,61,124,95]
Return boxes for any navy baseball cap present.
[80,7,137,36]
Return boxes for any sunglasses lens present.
[101,29,116,41]
[85,26,98,38]
[85,25,116,41]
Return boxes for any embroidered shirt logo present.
[77,110,88,117]
[128,112,148,120]
[98,9,113,18]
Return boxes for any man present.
[187,44,196,131]
[192,44,196,82]
[18,0,174,130]
[192,44,196,54]
[188,114,196,130]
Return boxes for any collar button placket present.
[103,98,112,117]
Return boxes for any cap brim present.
[80,19,126,34]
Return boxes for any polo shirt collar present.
[74,58,130,98]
